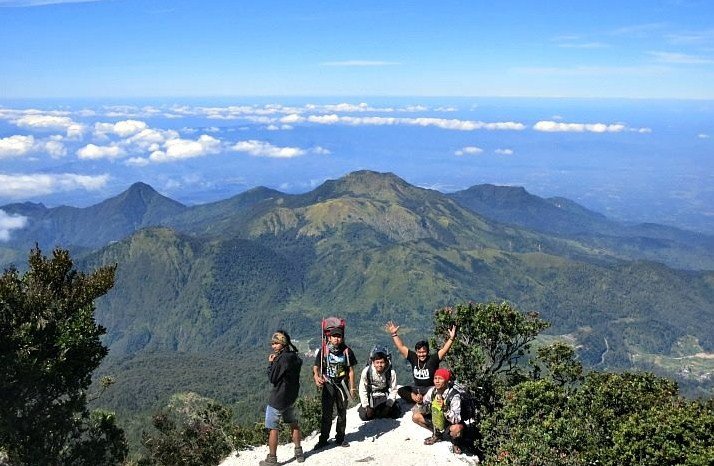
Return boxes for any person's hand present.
[366,406,375,418]
[385,321,400,334]
[386,398,395,407]
[314,374,324,387]
[412,392,423,404]
[448,325,457,340]
[268,353,276,362]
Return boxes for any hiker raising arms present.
[358,345,400,421]
[312,325,357,449]
[385,320,457,405]
[260,331,304,466]
[415,368,467,454]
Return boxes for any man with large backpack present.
[357,345,400,421]
[312,319,357,449]
[413,368,469,454]
[385,321,457,406]
[260,330,304,466]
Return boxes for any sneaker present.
[313,440,329,451]
[339,440,350,447]
[259,454,278,466]
[294,446,305,463]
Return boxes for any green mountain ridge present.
[448,183,714,270]
[3,170,713,425]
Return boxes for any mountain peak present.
[307,170,421,203]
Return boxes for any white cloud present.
[0,173,109,199]
[699,133,710,139]
[232,140,306,158]
[149,135,221,162]
[0,0,100,6]
[126,128,179,150]
[648,51,714,65]
[495,148,514,155]
[76,144,125,160]
[42,139,67,157]
[0,209,28,241]
[533,120,626,133]
[312,146,331,155]
[281,114,304,124]
[455,146,484,156]
[0,135,35,158]
[94,119,148,138]
[302,115,525,131]
[125,157,150,167]
[14,114,74,130]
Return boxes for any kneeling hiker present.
[358,345,400,421]
[261,330,304,466]
[413,368,467,454]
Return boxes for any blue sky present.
[1,1,713,240]
[1,0,714,99]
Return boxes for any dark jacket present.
[268,349,303,410]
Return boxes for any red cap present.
[434,368,451,382]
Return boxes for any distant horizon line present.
[3,95,714,103]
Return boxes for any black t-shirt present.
[314,344,358,382]
[405,350,441,387]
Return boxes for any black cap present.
[329,327,343,337]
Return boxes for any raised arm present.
[385,321,409,359]
[437,325,457,360]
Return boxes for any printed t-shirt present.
[314,345,357,382]
[405,350,441,387]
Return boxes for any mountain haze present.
[448,184,714,270]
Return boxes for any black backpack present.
[445,382,477,422]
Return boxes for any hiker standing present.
[385,321,457,405]
[358,345,400,421]
[260,331,304,466]
[312,325,357,449]
[414,368,467,454]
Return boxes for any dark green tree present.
[532,342,584,387]
[139,392,238,466]
[0,247,127,465]
[433,301,550,412]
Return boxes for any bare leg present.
[267,429,279,456]
[412,411,431,430]
[291,423,302,446]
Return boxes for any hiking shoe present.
[313,440,329,451]
[450,443,463,454]
[258,454,277,466]
[294,446,305,463]
[424,434,440,445]
[339,440,350,447]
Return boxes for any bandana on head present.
[434,368,451,382]
[271,332,288,346]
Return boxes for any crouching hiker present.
[413,368,467,454]
[358,345,400,421]
[260,330,304,466]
